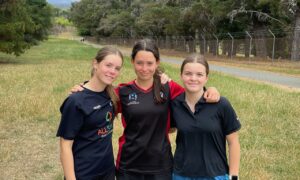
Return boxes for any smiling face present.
[132,50,159,82]
[93,54,123,85]
[181,62,208,93]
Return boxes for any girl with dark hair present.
[171,54,241,180]
[57,47,123,180]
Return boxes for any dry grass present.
[0,37,299,179]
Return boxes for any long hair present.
[93,46,124,112]
[131,39,166,104]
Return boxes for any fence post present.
[213,34,218,56]
[268,29,275,63]
[228,32,234,60]
[245,31,252,62]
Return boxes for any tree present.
[25,0,53,44]
[0,0,53,56]
[0,0,33,55]
[285,0,300,61]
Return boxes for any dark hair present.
[131,39,166,104]
[180,54,209,75]
[93,46,124,113]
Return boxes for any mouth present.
[105,75,115,80]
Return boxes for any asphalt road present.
[83,40,300,89]
[160,55,300,89]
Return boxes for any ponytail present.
[153,67,167,104]
[105,85,119,113]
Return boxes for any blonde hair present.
[92,47,123,112]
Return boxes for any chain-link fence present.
[85,29,300,62]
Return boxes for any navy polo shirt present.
[57,88,115,179]
[171,93,241,177]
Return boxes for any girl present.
[57,47,123,180]
[171,54,241,180]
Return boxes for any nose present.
[109,67,118,75]
[191,74,197,80]
[141,64,147,71]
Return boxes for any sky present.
[47,0,80,8]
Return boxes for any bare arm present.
[60,138,76,180]
[226,131,240,176]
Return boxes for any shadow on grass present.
[0,54,43,65]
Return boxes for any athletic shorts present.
[172,173,229,180]
[116,169,172,180]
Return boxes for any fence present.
[85,29,300,62]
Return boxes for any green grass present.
[0,37,299,179]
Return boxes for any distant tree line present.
[0,0,52,56]
[70,0,300,60]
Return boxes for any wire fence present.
[84,29,300,62]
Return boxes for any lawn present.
[0,37,299,179]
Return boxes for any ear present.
[156,59,160,67]
[92,59,98,69]
[204,75,209,84]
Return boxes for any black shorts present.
[116,169,172,180]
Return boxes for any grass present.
[0,37,299,179]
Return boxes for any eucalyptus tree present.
[284,0,300,60]
[227,0,288,58]
[0,0,52,56]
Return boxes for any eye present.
[106,63,113,67]
[115,66,121,71]
[136,61,143,65]
[197,73,204,77]
[147,62,154,66]
[184,72,192,76]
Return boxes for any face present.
[93,54,122,85]
[132,50,159,82]
[181,62,208,93]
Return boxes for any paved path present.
[160,55,300,89]
[83,40,300,89]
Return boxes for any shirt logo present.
[127,93,139,106]
[160,91,164,98]
[93,105,101,110]
[129,93,138,101]
[97,111,113,138]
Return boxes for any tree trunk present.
[253,25,268,59]
[291,10,300,61]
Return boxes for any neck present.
[135,78,153,90]
[185,89,204,112]
[84,77,106,92]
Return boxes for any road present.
[160,55,300,89]
[83,40,300,89]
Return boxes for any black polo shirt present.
[171,93,241,177]
[57,88,115,179]
[115,80,184,174]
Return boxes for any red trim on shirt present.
[116,114,127,170]
[169,80,184,100]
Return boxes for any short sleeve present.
[169,80,184,100]
[220,97,241,135]
[114,86,122,114]
[56,96,84,140]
